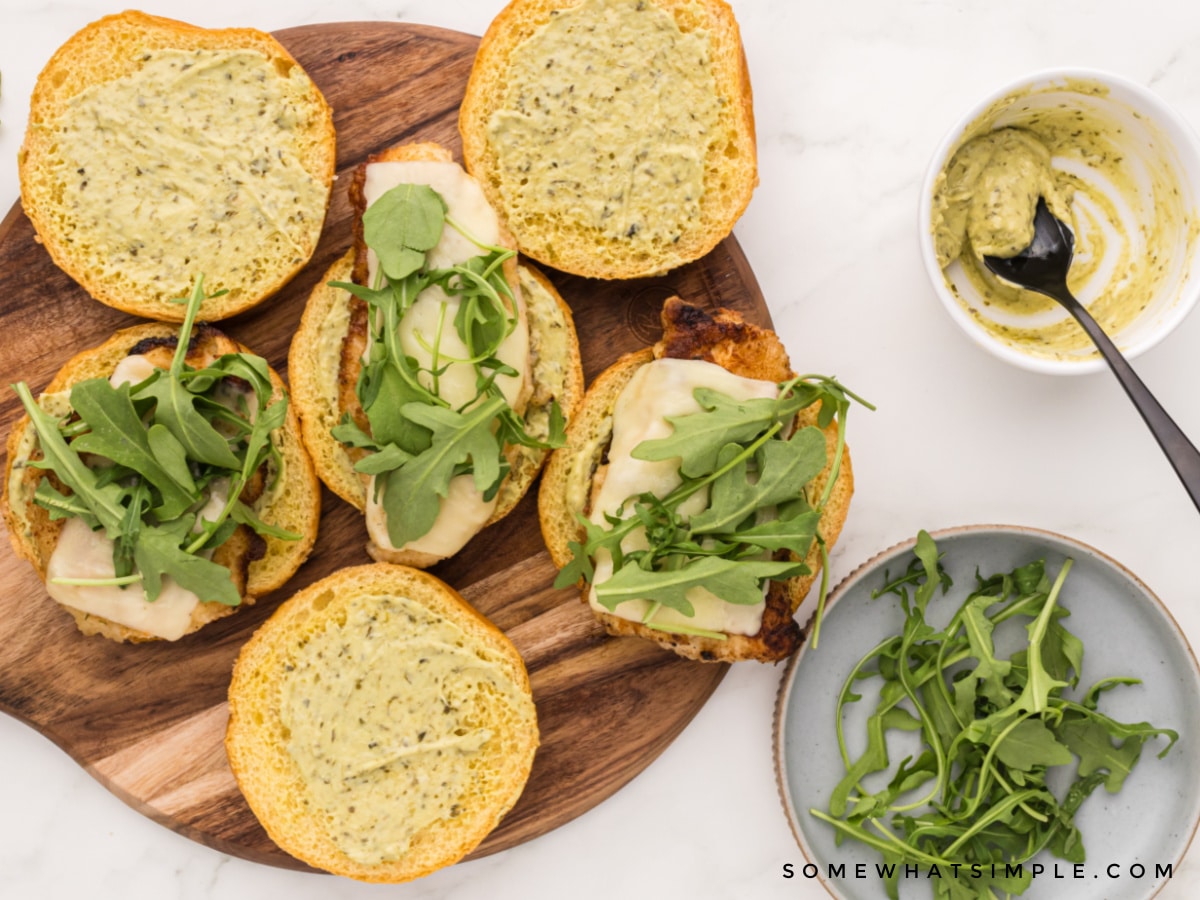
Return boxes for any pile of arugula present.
[330,183,563,549]
[811,531,1179,899]
[555,375,867,643]
[13,278,295,607]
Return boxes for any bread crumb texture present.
[461,0,757,279]
[226,564,539,883]
[19,11,335,320]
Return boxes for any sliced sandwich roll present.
[225,563,539,883]
[289,142,583,568]
[459,0,758,279]
[3,282,320,642]
[539,299,862,663]
[19,11,336,321]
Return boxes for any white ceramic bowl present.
[918,69,1200,375]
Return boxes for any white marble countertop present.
[4,0,1200,898]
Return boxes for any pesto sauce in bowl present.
[925,73,1200,369]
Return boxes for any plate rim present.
[772,523,1200,900]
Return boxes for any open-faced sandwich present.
[289,141,583,568]
[459,0,757,279]
[539,299,863,663]
[3,281,320,642]
[19,10,336,321]
[226,562,538,883]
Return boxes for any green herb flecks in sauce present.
[487,0,721,245]
[280,594,528,865]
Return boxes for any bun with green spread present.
[459,0,758,279]
[289,141,584,568]
[18,10,336,321]
[539,299,861,663]
[2,282,321,642]
[225,562,539,883]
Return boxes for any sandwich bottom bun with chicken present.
[225,563,539,883]
[539,299,862,664]
[289,141,583,569]
[2,286,320,642]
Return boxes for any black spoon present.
[983,197,1200,514]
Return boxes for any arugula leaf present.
[32,480,93,521]
[68,378,196,519]
[136,373,241,470]
[135,521,241,606]
[352,443,413,475]
[593,556,804,615]
[13,382,129,537]
[377,395,507,548]
[362,183,447,281]
[632,389,788,478]
[727,508,821,553]
[362,357,436,454]
[993,718,1074,771]
[689,428,826,534]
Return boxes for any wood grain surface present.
[0,21,772,873]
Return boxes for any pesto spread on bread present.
[225,564,538,882]
[19,12,335,321]
[487,0,721,246]
[280,592,529,865]
[52,49,326,298]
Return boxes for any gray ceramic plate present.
[774,525,1200,900]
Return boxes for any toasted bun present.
[288,142,584,567]
[225,563,538,882]
[2,324,321,642]
[19,11,336,321]
[539,300,853,662]
[459,0,757,279]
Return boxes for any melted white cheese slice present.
[45,518,200,641]
[361,160,530,560]
[588,358,780,636]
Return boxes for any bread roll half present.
[460,0,758,279]
[226,563,539,882]
[539,300,854,662]
[19,11,336,321]
[3,323,320,642]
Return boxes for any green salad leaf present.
[330,181,565,551]
[12,276,299,609]
[810,531,1179,899]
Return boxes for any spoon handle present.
[1064,300,1200,513]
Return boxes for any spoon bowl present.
[984,198,1200,515]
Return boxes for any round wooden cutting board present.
[0,21,773,872]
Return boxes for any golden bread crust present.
[538,300,854,662]
[3,323,320,642]
[225,563,538,882]
[459,0,757,279]
[19,10,335,321]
